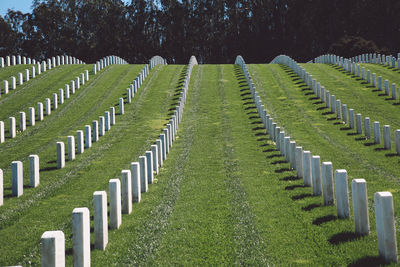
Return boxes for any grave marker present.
[77,130,84,154]
[373,121,381,144]
[334,170,350,218]
[352,179,369,235]
[139,156,148,193]
[9,116,16,138]
[121,170,132,214]
[67,136,75,161]
[322,162,334,205]
[131,162,141,202]
[93,191,108,250]
[11,161,23,197]
[57,142,65,169]
[383,125,391,149]
[374,192,398,263]
[109,179,122,229]
[41,231,65,267]
[72,207,91,267]
[29,155,39,187]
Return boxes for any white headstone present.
[77,130,84,154]
[109,179,122,229]
[302,151,312,186]
[131,162,141,202]
[28,107,35,126]
[110,107,115,126]
[139,156,148,193]
[38,102,44,121]
[334,169,349,218]
[3,80,8,94]
[72,207,91,267]
[57,142,65,169]
[11,161,23,197]
[145,151,154,184]
[374,192,398,263]
[11,76,16,89]
[151,144,159,174]
[41,231,65,267]
[373,121,381,144]
[383,125,391,149]
[105,111,110,131]
[9,116,16,138]
[119,98,124,115]
[295,146,303,177]
[92,121,99,143]
[84,125,91,148]
[67,136,75,161]
[121,170,132,214]
[352,179,369,235]
[93,191,108,250]
[311,156,321,195]
[19,111,26,132]
[322,162,334,205]
[29,155,40,187]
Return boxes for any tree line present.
[0,0,399,64]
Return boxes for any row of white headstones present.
[38,56,197,267]
[315,54,400,104]
[314,53,400,69]
[1,55,85,96]
[237,54,397,263]
[0,55,128,206]
[304,56,400,155]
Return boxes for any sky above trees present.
[0,0,398,64]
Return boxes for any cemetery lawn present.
[0,64,89,121]
[0,64,184,266]
[91,64,383,265]
[3,62,400,265]
[0,64,35,85]
[249,63,400,265]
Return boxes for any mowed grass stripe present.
[0,64,88,120]
[247,63,399,265]
[0,64,144,227]
[0,65,183,266]
[148,65,238,265]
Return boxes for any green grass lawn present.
[0,63,185,265]
[2,61,400,266]
[0,64,90,122]
[249,63,400,265]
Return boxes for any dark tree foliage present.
[0,0,399,63]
